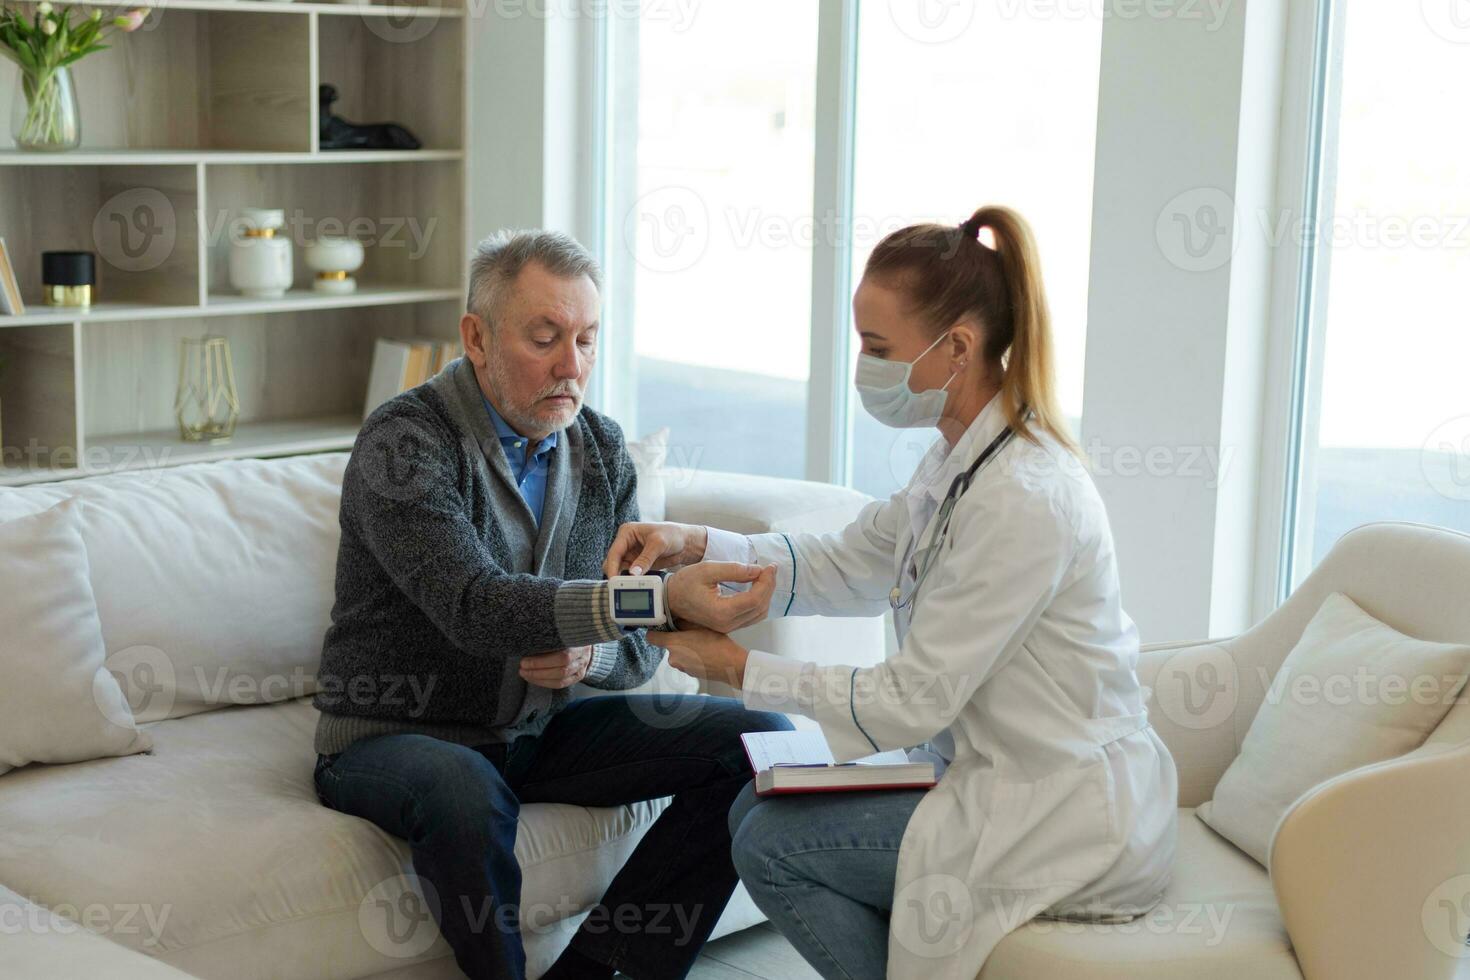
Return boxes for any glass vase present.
[175,337,241,444]
[11,66,81,152]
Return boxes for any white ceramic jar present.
[304,236,366,295]
[228,208,293,298]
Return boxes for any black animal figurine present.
[318,85,422,151]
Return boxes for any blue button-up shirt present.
[483,396,557,526]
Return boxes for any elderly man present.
[311,230,791,980]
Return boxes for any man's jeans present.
[726,781,927,980]
[313,694,792,980]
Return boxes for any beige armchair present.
[982,522,1470,980]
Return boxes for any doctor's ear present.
[946,321,983,370]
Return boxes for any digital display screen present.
[616,589,654,615]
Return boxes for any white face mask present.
[854,330,957,429]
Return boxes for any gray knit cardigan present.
[312,356,659,755]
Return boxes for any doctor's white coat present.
[715,398,1179,979]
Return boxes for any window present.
[845,4,1102,497]
[601,3,1102,492]
[1283,1,1470,587]
[606,1,819,479]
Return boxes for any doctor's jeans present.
[728,781,928,980]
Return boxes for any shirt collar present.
[910,394,1011,504]
[482,395,558,457]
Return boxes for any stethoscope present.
[889,422,1019,615]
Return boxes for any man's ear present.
[460,313,489,368]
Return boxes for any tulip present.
[114,9,147,31]
[36,1,52,13]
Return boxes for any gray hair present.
[466,229,602,326]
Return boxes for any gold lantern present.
[174,336,240,443]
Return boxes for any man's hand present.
[519,647,592,689]
[603,522,709,577]
[666,562,776,634]
[646,629,749,689]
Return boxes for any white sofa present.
[0,452,885,980]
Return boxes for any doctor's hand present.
[603,522,709,577]
[646,629,749,689]
[666,562,777,634]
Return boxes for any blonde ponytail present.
[968,206,1076,453]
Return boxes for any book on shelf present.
[742,730,937,796]
[0,238,25,316]
[363,338,462,420]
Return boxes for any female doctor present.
[604,206,1178,980]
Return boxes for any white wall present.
[1082,0,1292,643]
[466,8,600,244]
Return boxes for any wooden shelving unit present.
[0,0,468,486]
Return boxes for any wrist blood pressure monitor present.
[608,572,671,629]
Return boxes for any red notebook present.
[742,731,937,796]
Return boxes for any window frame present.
[592,0,857,482]
[805,0,861,486]
[1252,0,1349,617]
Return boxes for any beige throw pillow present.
[1197,591,1470,865]
[0,498,152,775]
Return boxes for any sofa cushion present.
[0,498,152,774]
[982,811,1301,979]
[0,696,671,980]
[0,454,348,722]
